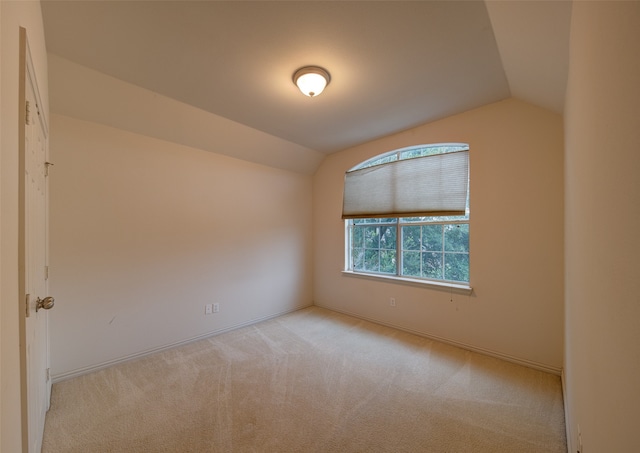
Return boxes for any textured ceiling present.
[42,0,518,155]
[41,1,570,161]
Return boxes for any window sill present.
[341,270,473,295]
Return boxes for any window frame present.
[343,144,472,293]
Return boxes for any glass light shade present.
[293,66,331,97]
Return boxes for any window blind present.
[342,150,469,219]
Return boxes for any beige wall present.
[313,98,564,371]
[564,2,640,451]
[49,115,313,378]
[0,5,3,447]
[1,1,49,451]
[48,54,325,175]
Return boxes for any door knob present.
[36,296,54,312]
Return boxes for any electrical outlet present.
[213,303,220,313]
[205,304,213,315]
[390,298,396,307]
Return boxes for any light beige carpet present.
[42,306,566,452]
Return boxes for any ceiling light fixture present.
[293,66,331,97]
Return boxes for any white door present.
[19,27,52,453]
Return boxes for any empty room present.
[1,1,639,452]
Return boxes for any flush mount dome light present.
[293,66,331,97]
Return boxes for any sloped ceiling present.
[485,0,571,114]
[41,1,571,171]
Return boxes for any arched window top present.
[350,143,469,171]
[343,143,470,219]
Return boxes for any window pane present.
[400,145,467,160]
[364,226,380,248]
[380,225,397,250]
[380,250,397,274]
[352,248,365,271]
[353,217,397,225]
[350,227,364,248]
[352,224,398,274]
[422,225,443,251]
[364,249,380,272]
[444,224,469,252]
[402,251,421,276]
[353,218,380,225]
[401,215,468,223]
[402,226,421,251]
[422,252,443,279]
[363,154,398,168]
[444,253,469,282]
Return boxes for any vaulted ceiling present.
[41,1,571,164]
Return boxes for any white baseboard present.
[52,304,312,383]
[316,303,563,376]
[53,302,563,383]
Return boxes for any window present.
[344,144,469,285]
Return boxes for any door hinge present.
[25,293,31,318]
[45,162,54,177]
[45,265,49,280]
[46,368,51,382]
[25,100,31,125]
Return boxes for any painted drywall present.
[1,1,49,452]
[47,54,325,175]
[49,114,313,378]
[564,2,640,451]
[0,5,3,447]
[485,0,571,114]
[313,98,564,371]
